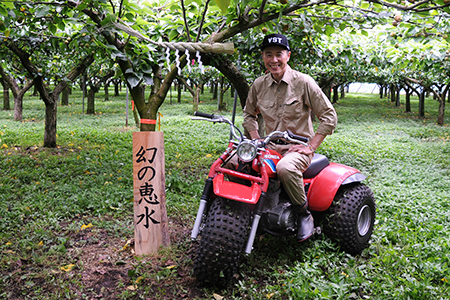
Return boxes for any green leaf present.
[361,2,370,9]
[169,29,179,40]
[111,51,127,61]
[35,6,50,18]
[124,13,135,22]
[101,14,116,27]
[126,74,140,89]
[313,23,322,33]
[325,25,335,36]
[106,44,119,51]
[215,0,230,14]
[0,5,8,16]
[56,17,65,30]
[1,2,14,9]
[135,17,149,26]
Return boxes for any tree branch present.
[181,0,192,43]
[366,0,450,12]
[259,0,267,23]
[196,0,212,43]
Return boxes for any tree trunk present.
[340,84,345,99]
[405,90,411,112]
[437,97,445,125]
[86,87,96,114]
[44,100,58,148]
[104,81,110,101]
[322,85,331,101]
[32,84,38,96]
[332,85,339,104]
[390,84,396,103]
[114,80,120,96]
[318,76,333,101]
[395,85,401,107]
[61,85,70,105]
[177,81,182,103]
[218,77,226,111]
[1,78,10,110]
[13,94,23,121]
[193,86,200,112]
[212,81,218,100]
[419,90,425,118]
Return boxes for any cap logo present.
[268,37,283,44]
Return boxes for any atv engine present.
[263,202,297,232]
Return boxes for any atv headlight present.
[236,141,257,162]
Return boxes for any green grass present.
[0,89,449,299]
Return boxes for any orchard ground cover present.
[0,89,449,299]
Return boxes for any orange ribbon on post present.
[140,114,163,130]
[140,119,157,125]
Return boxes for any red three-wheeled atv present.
[190,112,376,286]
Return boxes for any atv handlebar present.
[194,111,215,119]
[193,111,243,141]
[287,130,309,143]
[260,131,309,147]
[192,112,309,147]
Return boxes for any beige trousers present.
[269,143,312,207]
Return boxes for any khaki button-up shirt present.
[243,66,337,140]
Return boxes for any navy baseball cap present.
[261,33,290,51]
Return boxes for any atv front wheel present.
[193,197,251,286]
[323,183,376,255]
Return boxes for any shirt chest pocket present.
[259,100,277,122]
[284,97,303,118]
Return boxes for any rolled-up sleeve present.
[316,104,337,136]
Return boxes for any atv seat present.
[303,153,329,179]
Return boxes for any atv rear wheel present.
[323,183,376,255]
[193,197,251,286]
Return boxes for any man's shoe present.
[294,202,314,242]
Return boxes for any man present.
[243,33,337,242]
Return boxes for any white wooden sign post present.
[132,131,169,255]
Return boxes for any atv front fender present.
[307,163,366,212]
